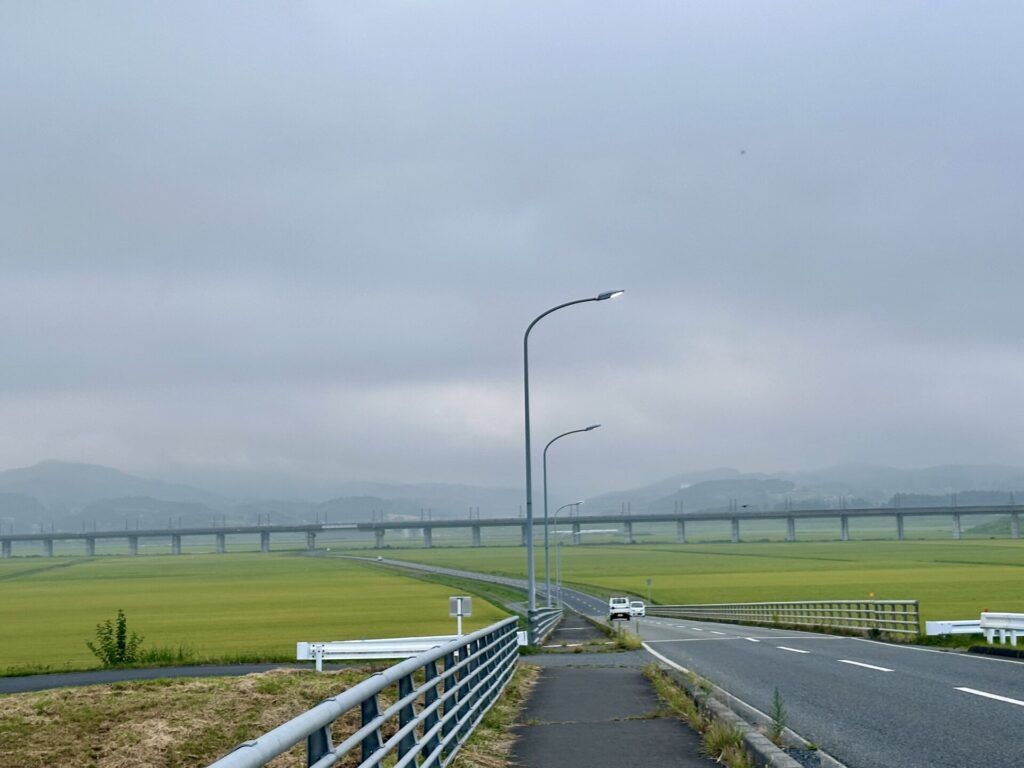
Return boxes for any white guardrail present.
[647,599,921,636]
[981,612,1024,646]
[298,636,459,671]
[208,616,520,768]
[925,612,1024,646]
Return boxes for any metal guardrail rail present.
[648,600,921,636]
[527,607,563,645]
[207,616,519,768]
[297,636,460,670]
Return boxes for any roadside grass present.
[0,668,378,768]
[644,664,752,768]
[360,539,1024,621]
[0,554,507,673]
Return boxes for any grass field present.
[0,553,507,672]
[365,539,1024,621]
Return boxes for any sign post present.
[449,595,473,636]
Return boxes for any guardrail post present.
[840,515,849,541]
[471,525,482,547]
[572,521,581,545]
[129,535,138,556]
[896,513,905,541]
[360,693,383,762]
[85,537,95,556]
[422,659,442,756]
[260,531,270,553]
[676,519,687,543]
[952,512,962,540]
[216,532,226,553]
[397,673,417,760]
[441,651,458,757]
[1,540,10,559]
[730,518,740,544]
[306,725,333,768]
[1012,511,1021,539]
[786,516,796,542]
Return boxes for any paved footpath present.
[511,616,716,768]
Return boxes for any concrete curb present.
[645,642,849,768]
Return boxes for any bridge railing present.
[207,616,519,768]
[647,600,921,636]
[528,607,563,645]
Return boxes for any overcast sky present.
[2,2,1024,498]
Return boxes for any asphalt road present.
[639,616,1024,768]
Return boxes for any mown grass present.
[0,554,507,672]
[0,668,377,767]
[360,539,1024,621]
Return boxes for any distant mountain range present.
[3,460,1024,534]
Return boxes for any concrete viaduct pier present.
[2,505,1023,557]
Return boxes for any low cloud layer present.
[3,3,1024,497]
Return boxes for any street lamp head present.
[585,424,601,431]
[596,289,624,301]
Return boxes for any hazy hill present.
[0,461,222,509]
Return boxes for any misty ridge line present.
[3,460,1024,534]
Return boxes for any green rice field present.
[0,553,507,672]
[368,539,1024,622]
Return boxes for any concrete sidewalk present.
[511,649,716,767]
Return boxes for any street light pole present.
[543,425,600,606]
[554,500,583,608]
[523,290,623,611]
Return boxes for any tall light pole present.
[523,290,623,611]
[543,425,600,606]
[554,500,583,608]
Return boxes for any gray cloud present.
[3,2,1024,496]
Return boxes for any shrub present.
[86,609,143,666]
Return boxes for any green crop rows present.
[0,554,507,672]
[365,539,1024,621]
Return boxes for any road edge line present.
[643,642,850,768]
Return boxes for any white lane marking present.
[956,687,1024,707]
[745,637,760,643]
[710,631,727,635]
[778,646,810,654]
[838,660,893,672]
[853,637,1024,667]
[690,627,704,631]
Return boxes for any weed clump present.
[86,609,143,667]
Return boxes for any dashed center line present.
[710,631,727,635]
[838,660,893,672]
[956,687,1024,707]
[745,637,760,643]
[777,646,810,654]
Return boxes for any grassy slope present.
[0,553,506,671]
[365,539,1024,621]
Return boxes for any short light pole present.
[523,290,623,611]
[554,500,583,607]
[543,425,600,606]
